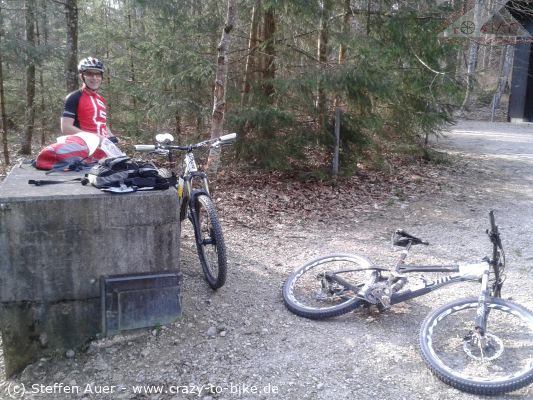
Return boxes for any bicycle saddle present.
[392,229,429,247]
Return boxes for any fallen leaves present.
[211,154,468,230]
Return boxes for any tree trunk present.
[332,0,350,177]
[0,5,9,165]
[491,44,514,121]
[104,0,111,117]
[206,0,236,178]
[36,4,47,145]
[65,0,78,93]
[127,8,136,104]
[366,0,372,36]
[240,0,261,107]
[21,0,36,155]
[335,0,350,109]
[174,88,182,137]
[460,44,479,111]
[460,0,483,111]
[316,0,332,131]
[261,7,276,102]
[127,1,139,134]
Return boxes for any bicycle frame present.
[326,222,497,310]
[135,133,236,220]
[376,212,502,310]
[177,152,210,210]
[388,261,489,305]
[346,212,502,339]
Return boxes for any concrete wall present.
[0,164,181,376]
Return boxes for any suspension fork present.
[184,172,209,222]
[188,190,212,247]
[474,268,491,336]
[188,199,207,249]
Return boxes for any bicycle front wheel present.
[192,193,227,289]
[419,297,533,395]
[282,253,378,320]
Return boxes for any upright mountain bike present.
[134,132,236,289]
[282,211,533,395]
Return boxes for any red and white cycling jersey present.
[62,85,109,137]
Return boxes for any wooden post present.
[332,107,341,180]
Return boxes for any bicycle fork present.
[188,193,216,249]
[466,268,493,359]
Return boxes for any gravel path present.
[1,120,533,400]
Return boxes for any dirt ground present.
[1,120,533,399]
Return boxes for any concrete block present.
[0,163,181,376]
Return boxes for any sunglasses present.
[84,71,103,77]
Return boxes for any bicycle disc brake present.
[463,329,504,361]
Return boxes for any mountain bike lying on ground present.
[282,211,533,395]
[134,132,236,289]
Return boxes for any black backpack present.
[86,156,175,191]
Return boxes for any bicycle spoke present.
[283,254,377,319]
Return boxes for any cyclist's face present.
[83,70,103,91]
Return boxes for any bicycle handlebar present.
[134,133,237,153]
[219,133,237,143]
[134,144,157,152]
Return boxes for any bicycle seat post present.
[392,240,412,278]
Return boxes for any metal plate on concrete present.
[101,271,182,336]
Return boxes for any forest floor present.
[1,118,533,399]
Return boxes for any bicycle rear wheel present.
[191,193,227,289]
[419,297,533,395]
[282,253,379,320]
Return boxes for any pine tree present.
[0,3,9,165]
[65,0,78,92]
[20,0,37,155]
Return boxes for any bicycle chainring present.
[364,282,393,308]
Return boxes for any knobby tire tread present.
[419,297,533,395]
[192,193,227,289]
[282,253,376,320]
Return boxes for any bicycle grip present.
[134,145,156,151]
[219,133,237,143]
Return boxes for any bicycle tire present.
[419,297,533,395]
[282,253,378,320]
[191,193,227,289]
[179,197,188,221]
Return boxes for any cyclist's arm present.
[61,116,83,135]
[62,90,82,135]
[106,126,117,139]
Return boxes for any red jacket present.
[62,85,109,137]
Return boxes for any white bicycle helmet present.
[78,57,104,73]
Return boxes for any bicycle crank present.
[363,282,393,309]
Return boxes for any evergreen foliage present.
[0,0,464,174]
